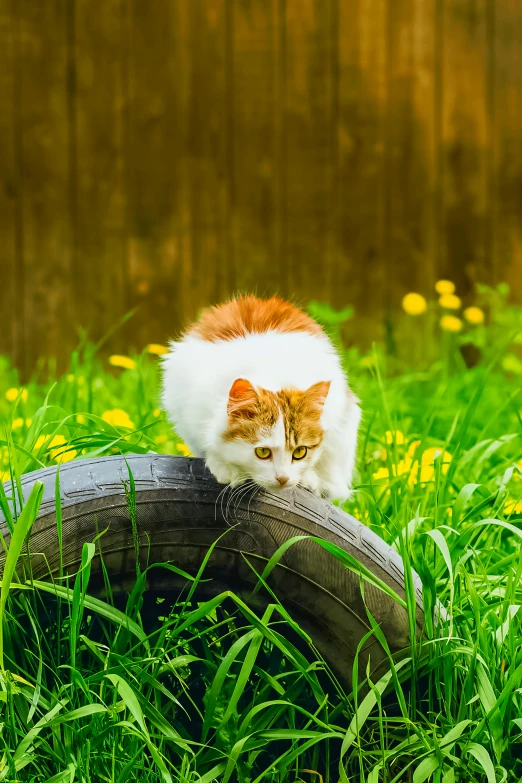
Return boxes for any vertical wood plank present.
[230,0,282,298]
[0,0,21,366]
[337,0,388,339]
[181,0,230,322]
[18,0,73,370]
[386,0,437,300]
[284,0,336,307]
[73,0,127,349]
[441,0,489,292]
[493,0,522,297]
[126,0,186,345]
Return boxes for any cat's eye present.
[255,447,272,460]
[292,446,308,460]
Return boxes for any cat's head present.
[222,378,330,491]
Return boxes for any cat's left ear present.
[228,378,258,419]
[303,381,331,411]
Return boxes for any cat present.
[161,295,361,501]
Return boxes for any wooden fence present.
[1,0,521,372]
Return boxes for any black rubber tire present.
[0,454,423,685]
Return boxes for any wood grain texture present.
[284,0,336,308]
[0,0,520,369]
[386,0,437,299]
[493,0,522,294]
[230,0,283,299]
[17,0,74,369]
[337,0,388,338]
[440,0,490,292]
[73,0,127,350]
[0,0,20,366]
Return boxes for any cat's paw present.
[205,456,240,486]
[320,478,350,502]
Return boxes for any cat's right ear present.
[228,379,258,419]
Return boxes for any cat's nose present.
[276,475,289,486]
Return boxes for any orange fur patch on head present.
[223,379,330,449]
[189,295,324,342]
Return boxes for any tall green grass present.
[0,284,521,781]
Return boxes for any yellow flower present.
[402,293,427,316]
[66,374,75,383]
[177,442,192,457]
[5,388,28,403]
[12,418,24,430]
[76,414,87,425]
[372,466,390,481]
[155,434,168,444]
[109,355,136,370]
[153,408,161,418]
[385,430,405,445]
[34,434,76,463]
[25,418,32,428]
[435,280,455,295]
[49,435,76,464]
[147,344,169,356]
[415,447,452,484]
[505,499,522,514]
[0,471,9,483]
[463,306,484,325]
[102,409,135,429]
[438,294,461,310]
[440,315,462,332]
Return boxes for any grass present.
[0,283,521,781]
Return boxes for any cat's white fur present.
[161,330,360,500]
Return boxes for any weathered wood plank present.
[386,0,437,299]
[17,0,73,369]
[125,0,186,346]
[73,0,127,350]
[230,0,283,299]
[337,0,388,340]
[440,0,489,293]
[284,0,335,307]
[0,0,21,367]
[492,0,522,299]
[180,0,230,323]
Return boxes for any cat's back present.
[162,296,346,445]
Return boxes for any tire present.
[0,454,423,685]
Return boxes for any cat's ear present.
[228,378,258,419]
[303,381,330,411]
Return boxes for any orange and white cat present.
[161,295,360,500]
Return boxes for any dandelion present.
[435,280,455,295]
[438,294,461,310]
[26,418,32,427]
[0,471,9,483]
[12,418,25,430]
[76,414,87,425]
[505,498,522,515]
[177,442,192,457]
[66,374,75,383]
[5,388,28,403]
[109,355,136,370]
[440,315,462,333]
[147,344,169,356]
[49,435,76,464]
[402,293,427,316]
[385,430,405,445]
[102,409,135,429]
[463,306,484,325]
[415,447,452,484]
[153,408,161,418]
